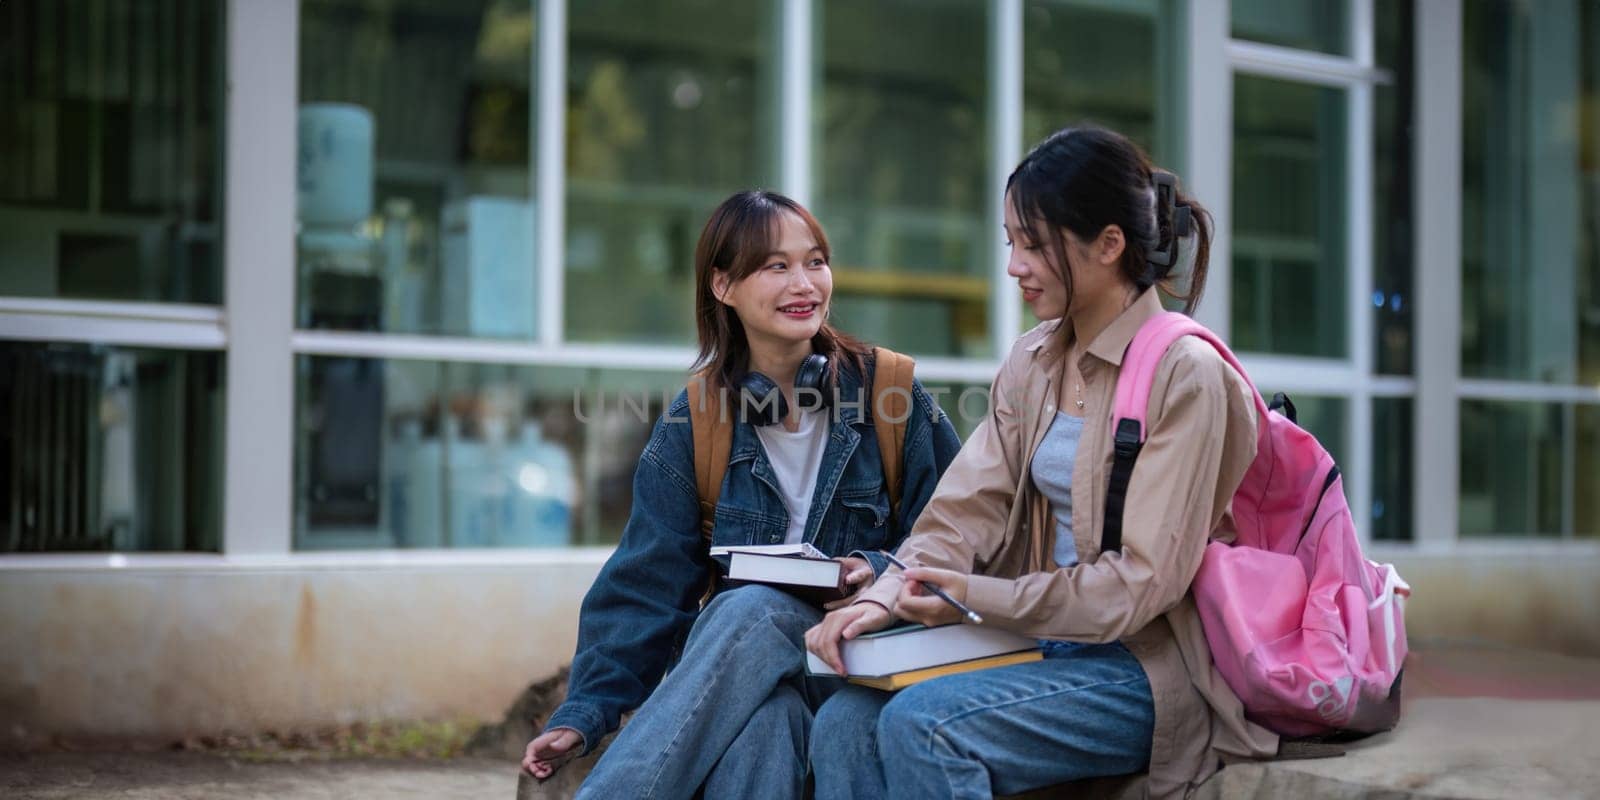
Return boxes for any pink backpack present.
[1103,311,1410,737]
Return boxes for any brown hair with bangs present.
[692,190,870,390]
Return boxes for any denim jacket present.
[545,360,962,752]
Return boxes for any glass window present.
[816,0,990,358]
[1230,0,1347,56]
[297,0,535,337]
[1373,0,1414,376]
[563,0,780,345]
[920,380,986,442]
[0,0,224,304]
[1461,0,1600,384]
[1231,75,1347,357]
[1,342,223,552]
[1371,397,1412,541]
[295,357,681,550]
[1460,399,1566,537]
[1023,0,1172,160]
[1576,405,1600,539]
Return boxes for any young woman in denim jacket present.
[522,190,962,799]
[805,127,1280,799]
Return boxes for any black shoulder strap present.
[1101,419,1144,555]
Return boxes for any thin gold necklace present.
[1067,342,1086,411]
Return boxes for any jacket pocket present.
[711,505,770,548]
[838,488,892,550]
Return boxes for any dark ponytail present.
[1006,125,1213,314]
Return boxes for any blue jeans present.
[577,586,839,800]
[809,640,1155,800]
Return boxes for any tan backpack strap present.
[689,373,732,544]
[871,347,916,522]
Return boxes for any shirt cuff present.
[851,549,891,579]
[855,572,904,611]
[542,703,603,756]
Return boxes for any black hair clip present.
[1148,172,1180,267]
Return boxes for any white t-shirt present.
[754,409,829,545]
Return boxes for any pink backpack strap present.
[1101,312,1266,554]
[1111,311,1266,437]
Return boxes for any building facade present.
[2,0,1598,740]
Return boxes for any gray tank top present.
[1030,411,1085,568]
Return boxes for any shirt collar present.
[1023,287,1167,367]
[1086,288,1166,366]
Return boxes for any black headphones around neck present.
[737,353,831,426]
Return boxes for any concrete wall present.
[1,547,1597,745]
[1377,548,1600,656]
[0,552,606,748]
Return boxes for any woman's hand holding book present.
[805,601,893,675]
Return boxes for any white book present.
[727,551,845,589]
[709,542,826,559]
[806,623,1040,678]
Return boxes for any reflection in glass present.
[563,0,778,345]
[1460,400,1565,537]
[295,357,681,550]
[297,0,535,337]
[0,0,224,304]
[1,343,223,552]
[1230,0,1347,56]
[816,0,989,358]
[1023,0,1171,160]
[1371,397,1412,541]
[1462,0,1600,384]
[1373,0,1414,376]
[1231,75,1347,357]
[1575,406,1600,539]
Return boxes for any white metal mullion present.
[0,299,226,348]
[780,0,812,206]
[290,329,1002,384]
[222,0,297,556]
[1369,376,1417,397]
[1351,0,1376,67]
[1236,354,1359,394]
[895,356,1002,386]
[1458,379,1600,405]
[0,312,225,350]
[1414,0,1463,548]
[989,0,1021,354]
[1226,40,1389,87]
[1187,0,1231,337]
[536,0,567,347]
[0,297,225,322]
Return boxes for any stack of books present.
[805,623,1043,690]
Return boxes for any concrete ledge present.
[2,547,1597,747]
[0,559,607,747]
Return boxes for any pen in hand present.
[878,550,984,625]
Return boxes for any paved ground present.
[0,754,516,799]
[3,641,1597,799]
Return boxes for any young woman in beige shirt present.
[805,126,1279,799]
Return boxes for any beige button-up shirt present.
[859,289,1279,798]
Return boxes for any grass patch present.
[179,718,481,762]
